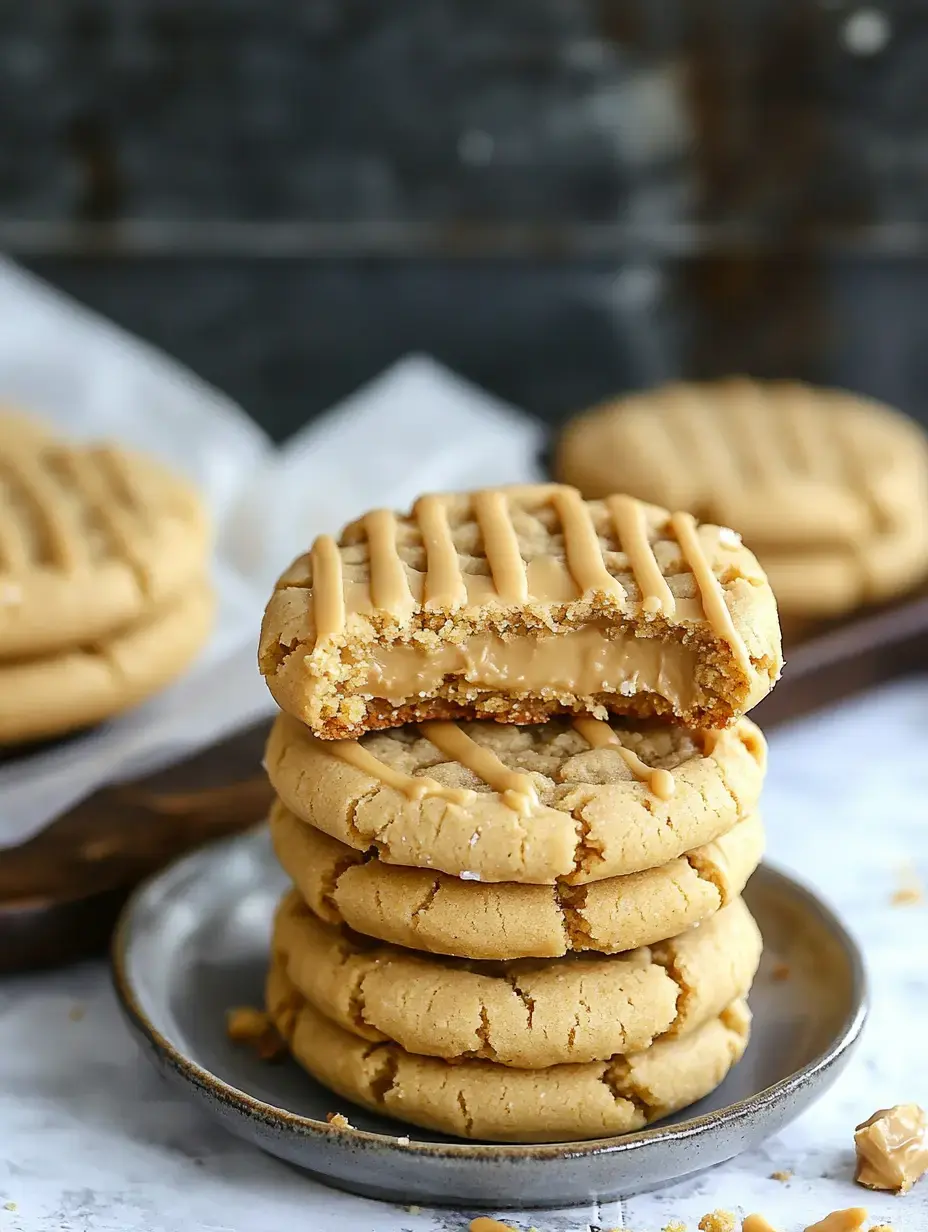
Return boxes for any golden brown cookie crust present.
[265,712,766,885]
[267,959,751,1143]
[556,379,928,618]
[0,581,214,744]
[0,426,210,659]
[271,801,764,959]
[272,890,761,1068]
[259,485,781,738]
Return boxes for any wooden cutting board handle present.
[0,719,272,973]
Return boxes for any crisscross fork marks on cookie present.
[261,484,781,737]
[301,485,746,649]
[0,450,81,571]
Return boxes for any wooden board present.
[0,721,273,972]
[3,590,928,972]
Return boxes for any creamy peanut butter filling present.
[358,626,701,709]
[854,1103,928,1193]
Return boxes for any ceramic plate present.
[112,828,866,1209]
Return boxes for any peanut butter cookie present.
[271,802,764,959]
[0,424,210,659]
[267,959,751,1143]
[556,379,928,618]
[0,582,214,744]
[259,484,781,737]
[272,890,761,1069]
[265,712,766,885]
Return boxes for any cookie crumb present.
[68,1005,85,1022]
[770,1169,792,1182]
[3,1203,16,1212]
[803,1209,868,1232]
[396,1135,410,1145]
[226,1006,286,1060]
[664,1220,687,1232]
[469,1220,517,1232]
[770,962,791,982]
[891,862,924,906]
[892,887,923,905]
[854,1103,928,1193]
[325,1112,353,1130]
[406,1205,421,1215]
[743,1218,778,1232]
[699,1212,737,1232]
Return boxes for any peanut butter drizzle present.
[310,534,345,639]
[326,736,475,805]
[472,489,528,603]
[696,729,723,757]
[572,716,675,800]
[419,720,539,815]
[670,511,753,675]
[552,485,625,603]
[414,493,467,609]
[364,508,416,621]
[607,493,676,617]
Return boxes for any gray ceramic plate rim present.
[111,833,868,1166]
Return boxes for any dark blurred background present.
[2,0,926,440]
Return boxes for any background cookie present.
[272,890,761,1068]
[556,378,928,618]
[271,801,764,959]
[266,711,766,884]
[0,425,210,659]
[267,959,751,1143]
[259,484,781,736]
[0,582,214,744]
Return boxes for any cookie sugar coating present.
[267,961,751,1143]
[271,802,764,960]
[259,484,781,738]
[0,425,210,658]
[266,712,766,885]
[557,379,928,618]
[272,890,760,1069]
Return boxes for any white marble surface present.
[2,679,927,1232]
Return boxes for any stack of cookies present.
[258,484,782,1143]
[0,413,213,745]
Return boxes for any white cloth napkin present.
[0,260,545,847]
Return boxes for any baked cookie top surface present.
[270,803,764,960]
[268,960,751,1142]
[266,711,766,884]
[272,889,761,1069]
[260,484,782,736]
[0,424,210,657]
[556,379,928,614]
